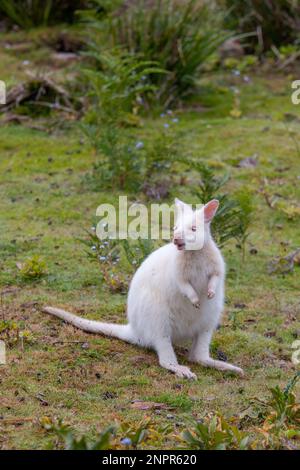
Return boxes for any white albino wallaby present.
[43,199,244,379]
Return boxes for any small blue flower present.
[233,69,240,76]
[160,113,165,118]
[99,256,106,261]
[91,246,96,251]
[167,109,173,115]
[172,118,179,123]
[135,141,144,149]
[121,437,132,446]
[230,86,239,94]
[163,123,170,129]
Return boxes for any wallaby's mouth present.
[174,240,185,251]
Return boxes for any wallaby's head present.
[173,198,219,251]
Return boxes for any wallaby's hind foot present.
[155,339,197,380]
[189,355,244,377]
[172,365,197,380]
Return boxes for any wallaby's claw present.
[207,289,215,299]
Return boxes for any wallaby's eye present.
[191,226,196,232]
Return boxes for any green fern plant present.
[82,47,164,126]
[81,49,164,190]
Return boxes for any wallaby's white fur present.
[43,199,244,379]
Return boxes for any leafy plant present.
[50,420,115,450]
[120,239,155,270]
[267,372,300,428]
[42,417,155,450]
[17,255,47,280]
[88,0,231,105]
[79,227,128,293]
[256,373,300,448]
[0,320,20,346]
[80,224,156,290]
[181,414,250,450]
[0,320,34,347]
[186,161,253,250]
[118,420,149,449]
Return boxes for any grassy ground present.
[0,30,299,449]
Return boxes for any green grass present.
[0,31,300,449]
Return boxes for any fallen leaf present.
[230,108,242,118]
[16,262,24,270]
[238,154,259,168]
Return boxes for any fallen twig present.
[0,417,34,425]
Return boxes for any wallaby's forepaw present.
[207,289,215,299]
[234,366,245,377]
[174,365,197,380]
[192,299,201,309]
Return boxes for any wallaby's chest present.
[183,255,214,288]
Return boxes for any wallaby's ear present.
[175,198,186,209]
[204,199,219,223]
[175,198,192,219]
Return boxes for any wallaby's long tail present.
[42,306,136,344]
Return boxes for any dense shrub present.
[87,0,231,105]
[223,0,300,52]
[0,0,89,29]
